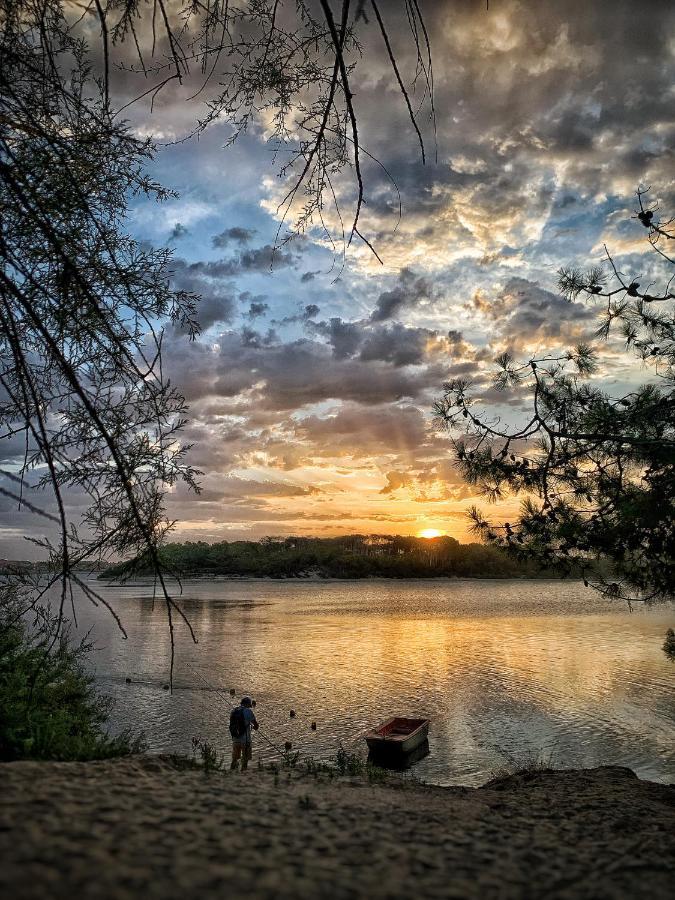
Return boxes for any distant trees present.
[435,190,674,602]
[103,534,554,580]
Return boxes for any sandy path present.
[1,757,673,899]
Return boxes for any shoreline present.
[96,573,584,583]
[2,755,674,899]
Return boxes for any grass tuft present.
[487,750,555,784]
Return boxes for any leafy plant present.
[663,628,675,660]
[0,583,144,761]
[190,737,226,774]
[436,189,674,603]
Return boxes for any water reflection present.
[368,739,430,770]
[68,577,675,786]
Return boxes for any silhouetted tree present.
[435,190,674,603]
[1,0,435,678]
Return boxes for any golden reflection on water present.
[72,578,675,786]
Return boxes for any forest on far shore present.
[100,535,573,581]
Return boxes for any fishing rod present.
[122,662,339,762]
[183,660,289,757]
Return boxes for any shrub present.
[190,736,226,773]
[0,583,145,761]
[664,628,675,660]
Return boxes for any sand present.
[1,756,673,899]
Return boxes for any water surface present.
[72,577,675,786]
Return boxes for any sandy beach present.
[1,756,673,899]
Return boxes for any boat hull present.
[365,717,430,756]
[367,739,430,770]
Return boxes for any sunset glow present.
[0,1,667,557]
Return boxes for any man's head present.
[240,696,253,708]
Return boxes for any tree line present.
[102,534,569,580]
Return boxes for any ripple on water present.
[63,577,675,786]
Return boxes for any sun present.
[418,528,444,539]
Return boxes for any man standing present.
[230,697,258,771]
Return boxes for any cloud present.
[359,324,437,367]
[370,267,434,322]
[212,226,256,248]
[378,469,475,502]
[311,318,363,360]
[170,259,238,329]
[8,0,672,553]
[297,404,431,455]
[174,244,298,280]
[162,325,456,411]
[169,222,188,240]
[234,244,298,274]
[240,326,278,348]
[246,301,269,319]
[470,276,596,349]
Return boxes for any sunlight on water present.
[69,578,675,786]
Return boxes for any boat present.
[365,717,430,756]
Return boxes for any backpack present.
[229,706,247,739]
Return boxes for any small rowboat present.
[365,717,430,756]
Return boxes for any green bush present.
[0,583,145,761]
[664,628,675,660]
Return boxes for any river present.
[70,576,675,786]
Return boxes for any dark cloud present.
[359,324,434,367]
[370,267,433,322]
[167,244,301,329]
[170,259,237,329]
[177,244,297,279]
[240,326,278,348]
[169,222,188,240]
[212,226,256,248]
[164,329,450,410]
[212,476,322,501]
[472,277,596,347]
[297,403,431,456]
[309,317,466,368]
[246,301,269,319]
[311,317,363,360]
[235,244,297,274]
[192,293,238,330]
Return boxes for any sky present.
[2,0,674,555]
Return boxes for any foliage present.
[1,0,433,681]
[102,0,435,255]
[487,750,555,785]
[1,0,201,678]
[664,628,675,660]
[100,534,559,580]
[280,744,387,783]
[435,190,675,603]
[0,582,145,761]
[190,736,227,773]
